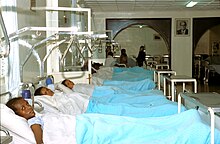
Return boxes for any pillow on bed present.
[0,104,36,143]
[55,83,73,94]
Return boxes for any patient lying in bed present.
[60,79,95,96]
[34,86,186,117]
[3,97,220,144]
[59,78,156,96]
[6,97,44,144]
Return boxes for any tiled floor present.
[197,82,220,93]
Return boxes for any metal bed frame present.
[178,92,220,144]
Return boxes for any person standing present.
[136,46,146,67]
[119,49,128,66]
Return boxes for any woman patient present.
[34,86,89,115]
[5,97,220,144]
[61,79,94,96]
[6,97,43,144]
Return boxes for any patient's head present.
[34,86,54,96]
[62,79,75,89]
[6,97,35,120]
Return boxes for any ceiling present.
[81,0,220,12]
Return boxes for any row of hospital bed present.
[1,7,220,143]
[1,66,220,144]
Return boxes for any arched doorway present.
[106,18,171,66]
[193,17,220,83]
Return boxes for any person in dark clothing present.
[119,49,128,66]
[136,46,146,67]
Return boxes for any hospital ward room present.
[1,1,220,144]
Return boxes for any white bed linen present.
[1,103,77,144]
[73,83,94,96]
[34,92,89,115]
[92,67,113,85]
[42,113,77,144]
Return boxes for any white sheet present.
[73,84,94,96]
[42,113,77,144]
[34,92,90,115]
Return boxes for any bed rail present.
[0,126,10,136]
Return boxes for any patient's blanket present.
[112,67,154,81]
[86,99,185,118]
[76,109,220,144]
[92,66,154,85]
[92,89,166,106]
[73,83,95,96]
[36,88,185,118]
[88,89,186,117]
[41,110,220,144]
[43,113,77,144]
[102,78,155,91]
[73,78,155,96]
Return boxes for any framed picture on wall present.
[175,18,190,36]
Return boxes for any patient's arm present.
[30,124,43,144]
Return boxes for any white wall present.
[92,10,220,76]
[17,0,46,28]
[114,26,168,58]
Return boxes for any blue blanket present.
[88,89,186,117]
[76,109,220,144]
[86,99,185,118]
[92,88,167,106]
[102,78,156,91]
[92,87,163,97]
[111,67,154,81]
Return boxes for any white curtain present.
[1,0,20,97]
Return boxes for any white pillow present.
[0,104,36,143]
[55,83,73,94]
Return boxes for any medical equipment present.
[0,9,10,58]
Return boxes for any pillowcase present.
[0,104,36,143]
[55,83,73,94]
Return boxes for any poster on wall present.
[175,18,190,36]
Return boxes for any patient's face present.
[41,87,54,96]
[64,80,75,89]
[14,98,35,120]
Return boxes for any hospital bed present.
[1,71,220,144]
[1,99,220,144]
[31,66,184,118]
[178,92,220,144]
[31,73,184,117]
[34,87,186,117]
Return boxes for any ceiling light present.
[186,1,198,7]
